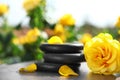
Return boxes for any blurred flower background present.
[0,0,120,64]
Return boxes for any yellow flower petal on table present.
[48,36,63,44]
[84,33,120,75]
[58,65,78,77]
[59,14,75,26]
[19,63,37,73]
[0,4,8,16]
[23,0,41,11]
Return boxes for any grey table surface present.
[0,62,119,80]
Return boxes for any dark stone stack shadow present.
[39,43,85,73]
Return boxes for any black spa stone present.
[40,43,83,53]
[44,54,85,64]
[35,62,80,73]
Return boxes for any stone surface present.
[0,62,118,80]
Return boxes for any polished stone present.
[44,54,85,64]
[40,43,83,53]
[35,62,80,73]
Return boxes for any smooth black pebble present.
[44,54,85,64]
[35,62,80,73]
[40,43,83,53]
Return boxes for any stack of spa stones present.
[39,43,85,73]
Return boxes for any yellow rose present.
[0,4,8,16]
[54,24,66,42]
[118,30,120,34]
[12,38,20,45]
[58,34,66,42]
[115,16,120,28]
[19,37,27,44]
[27,28,40,37]
[79,33,92,44]
[23,0,41,11]
[84,33,120,75]
[26,28,40,43]
[59,14,75,26]
[25,36,37,43]
[54,24,65,35]
[12,28,40,45]
[12,37,27,45]
[48,36,63,44]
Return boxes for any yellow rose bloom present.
[59,14,75,26]
[12,38,20,45]
[54,24,66,42]
[26,28,40,43]
[58,34,66,42]
[25,28,40,43]
[27,28,40,37]
[115,16,120,28]
[0,4,8,16]
[23,0,41,11]
[118,30,120,34]
[25,35,38,43]
[19,37,27,44]
[48,36,63,44]
[79,33,92,44]
[12,28,40,45]
[54,24,65,35]
[84,33,120,75]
